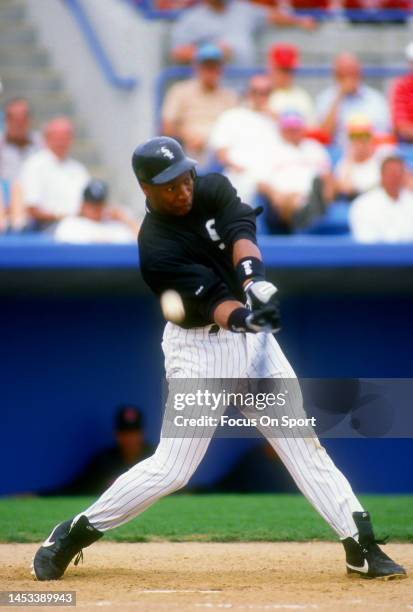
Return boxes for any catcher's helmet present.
[132,136,197,185]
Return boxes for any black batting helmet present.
[131,136,197,185]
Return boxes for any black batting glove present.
[228,300,281,334]
[245,304,281,333]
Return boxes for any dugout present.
[1,235,412,496]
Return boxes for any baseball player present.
[32,137,405,582]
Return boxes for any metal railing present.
[63,0,138,90]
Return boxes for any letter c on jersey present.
[205,219,225,250]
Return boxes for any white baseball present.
[160,290,185,323]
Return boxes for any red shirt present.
[390,73,413,130]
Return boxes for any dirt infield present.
[1,542,411,611]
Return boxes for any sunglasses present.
[250,89,271,96]
[349,132,372,140]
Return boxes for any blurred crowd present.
[160,3,413,241]
[145,0,412,23]
[1,0,413,243]
[0,101,139,243]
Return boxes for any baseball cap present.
[346,114,373,135]
[405,42,413,62]
[83,179,108,203]
[132,136,197,185]
[115,405,143,431]
[196,43,224,64]
[268,44,299,70]
[279,110,305,129]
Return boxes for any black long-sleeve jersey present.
[138,173,257,328]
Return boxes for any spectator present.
[267,43,315,125]
[162,43,238,163]
[3,181,26,231]
[0,184,6,233]
[258,110,334,233]
[41,405,154,496]
[0,98,42,184]
[316,53,390,147]
[169,0,316,67]
[349,154,413,242]
[18,117,89,229]
[390,42,413,144]
[209,74,279,202]
[53,179,140,243]
[334,115,381,200]
[251,0,330,7]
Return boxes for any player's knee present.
[167,470,191,493]
[144,453,191,492]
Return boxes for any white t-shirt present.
[19,149,90,216]
[268,87,315,126]
[170,0,267,66]
[335,154,380,195]
[349,187,413,243]
[258,138,331,197]
[209,106,279,170]
[316,84,390,146]
[53,217,136,244]
[209,106,280,203]
[0,131,42,182]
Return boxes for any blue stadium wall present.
[2,273,412,496]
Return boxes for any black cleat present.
[31,515,103,581]
[343,511,406,580]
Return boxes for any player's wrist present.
[236,257,265,288]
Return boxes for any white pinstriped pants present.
[81,323,363,539]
